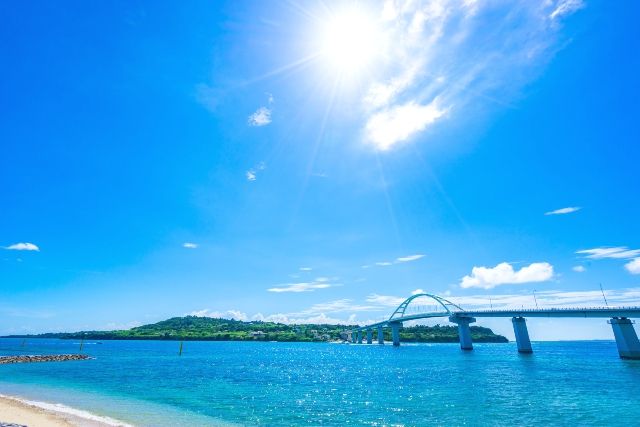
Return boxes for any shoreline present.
[0,394,131,427]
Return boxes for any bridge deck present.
[351,307,640,331]
[457,307,640,319]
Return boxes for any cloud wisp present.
[460,262,554,289]
[267,279,339,293]
[3,243,40,251]
[365,101,446,150]
[368,254,426,268]
[396,254,425,263]
[182,242,198,249]
[545,206,581,215]
[549,0,585,20]
[360,0,584,150]
[246,161,266,182]
[576,247,640,260]
[577,247,640,275]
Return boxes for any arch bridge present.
[344,293,640,359]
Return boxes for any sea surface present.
[1,339,639,426]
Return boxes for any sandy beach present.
[0,395,129,427]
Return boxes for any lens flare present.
[320,6,384,75]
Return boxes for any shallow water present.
[1,339,639,426]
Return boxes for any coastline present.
[0,394,131,427]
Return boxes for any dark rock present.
[0,354,91,364]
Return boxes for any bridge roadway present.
[344,293,640,359]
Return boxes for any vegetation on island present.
[4,316,508,343]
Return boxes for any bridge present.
[344,293,640,359]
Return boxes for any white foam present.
[0,394,134,426]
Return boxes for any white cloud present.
[625,259,640,275]
[375,261,393,266]
[366,101,446,150]
[549,0,584,20]
[460,262,554,289]
[360,0,583,150]
[251,312,359,325]
[577,247,640,274]
[303,299,379,314]
[182,242,198,249]
[4,243,40,251]
[396,254,425,263]
[267,282,334,293]
[248,107,271,126]
[365,293,405,307]
[545,206,581,215]
[246,161,266,182]
[572,265,586,273]
[299,267,312,271]
[250,298,384,325]
[189,309,248,321]
[576,247,640,260]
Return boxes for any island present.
[3,316,508,343]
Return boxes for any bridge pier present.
[366,329,373,344]
[377,326,384,344]
[610,317,640,359]
[390,322,401,346]
[450,316,476,350]
[357,330,363,344]
[351,332,356,343]
[512,317,533,353]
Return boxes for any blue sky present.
[1,0,639,340]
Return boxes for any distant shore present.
[0,394,130,427]
[2,315,509,343]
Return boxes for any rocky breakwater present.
[0,354,91,364]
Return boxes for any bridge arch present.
[389,293,464,321]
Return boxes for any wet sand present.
[0,395,128,427]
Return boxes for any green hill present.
[4,316,508,343]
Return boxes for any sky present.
[1,0,639,340]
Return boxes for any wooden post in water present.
[21,339,26,348]
[79,337,84,353]
[179,341,183,356]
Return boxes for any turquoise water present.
[1,339,640,425]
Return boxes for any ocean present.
[1,338,639,426]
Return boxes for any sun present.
[319,6,384,76]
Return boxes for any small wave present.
[0,394,133,427]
